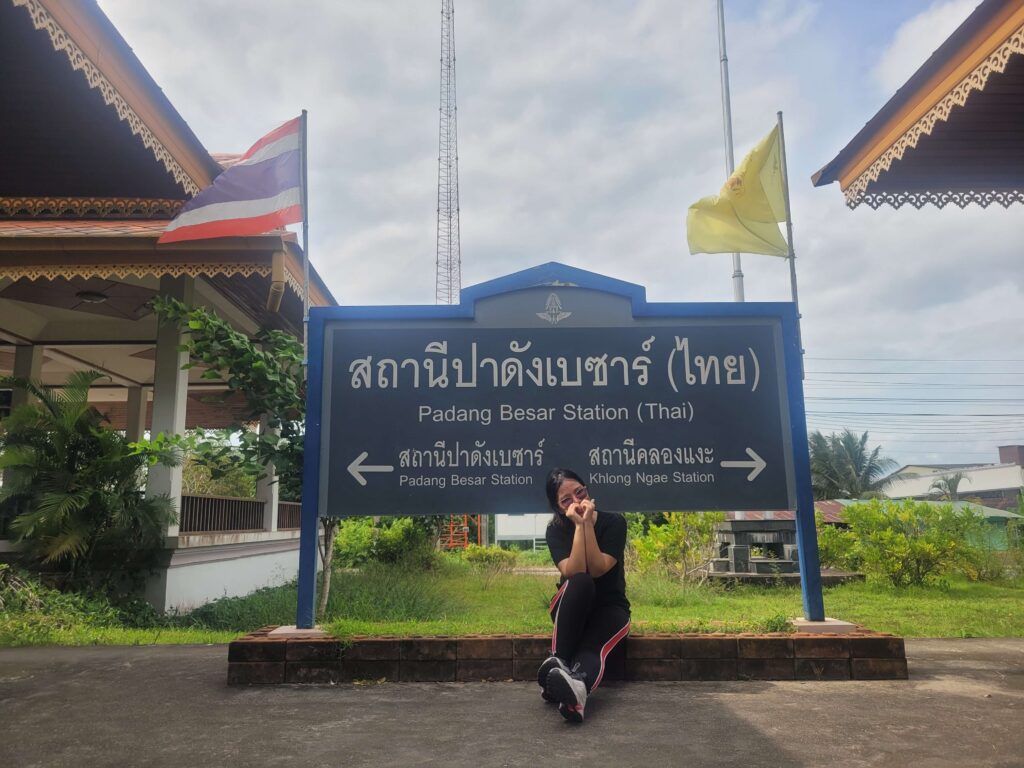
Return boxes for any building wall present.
[885,464,1023,504]
[145,534,313,613]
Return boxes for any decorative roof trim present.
[855,189,1024,210]
[844,22,1024,207]
[11,0,201,195]
[0,197,185,219]
[0,260,307,297]
[0,262,272,283]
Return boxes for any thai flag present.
[158,116,304,244]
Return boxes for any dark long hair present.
[546,467,586,533]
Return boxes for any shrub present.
[463,544,517,570]
[0,371,177,592]
[460,544,517,589]
[958,547,1008,583]
[181,448,257,498]
[374,517,435,567]
[815,514,862,571]
[332,517,437,569]
[333,517,377,567]
[842,499,987,587]
[0,565,126,645]
[630,511,725,582]
[757,613,795,633]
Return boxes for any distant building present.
[883,446,1024,510]
[495,513,549,550]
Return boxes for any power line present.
[805,370,1024,376]
[806,380,1024,388]
[807,397,1024,403]
[805,410,1024,417]
[806,357,1024,363]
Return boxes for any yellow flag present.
[687,126,788,257]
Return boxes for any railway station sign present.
[305,263,806,517]
[297,262,823,626]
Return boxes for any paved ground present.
[2,639,1023,768]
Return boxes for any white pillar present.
[257,418,280,532]
[146,276,193,539]
[126,386,148,442]
[11,344,43,410]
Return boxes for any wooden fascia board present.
[836,1,1024,190]
[38,0,219,190]
[282,242,336,307]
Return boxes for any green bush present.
[0,372,177,592]
[842,499,988,587]
[333,517,377,567]
[630,511,725,581]
[332,517,437,569]
[815,514,862,571]
[463,544,517,570]
[0,565,125,645]
[958,547,1008,583]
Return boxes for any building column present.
[125,386,148,443]
[146,276,193,539]
[257,418,280,532]
[11,344,43,410]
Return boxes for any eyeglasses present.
[559,486,588,508]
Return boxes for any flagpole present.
[775,110,804,378]
[300,109,310,371]
[717,0,744,302]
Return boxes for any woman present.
[538,468,631,723]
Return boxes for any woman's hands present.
[566,498,597,526]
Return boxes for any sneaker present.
[537,656,569,702]
[546,667,587,723]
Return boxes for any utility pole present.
[717,0,744,302]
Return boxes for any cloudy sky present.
[100,0,1023,468]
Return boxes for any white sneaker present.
[546,667,587,723]
[537,656,570,702]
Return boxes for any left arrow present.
[347,452,395,486]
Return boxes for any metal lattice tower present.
[435,0,461,305]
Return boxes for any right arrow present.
[720,448,767,481]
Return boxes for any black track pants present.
[548,572,630,692]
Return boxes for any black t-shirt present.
[546,510,630,612]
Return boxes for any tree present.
[929,471,969,502]
[808,429,897,500]
[0,371,176,590]
[146,297,339,619]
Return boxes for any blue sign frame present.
[297,263,825,626]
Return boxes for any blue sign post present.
[297,263,825,627]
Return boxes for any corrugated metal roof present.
[723,499,1021,524]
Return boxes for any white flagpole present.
[300,109,310,371]
[775,110,804,378]
[717,0,744,302]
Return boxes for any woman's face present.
[557,478,588,511]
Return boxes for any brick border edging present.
[227,627,908,685]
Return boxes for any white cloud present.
[872,0,978,95]
[96,0,1024,465]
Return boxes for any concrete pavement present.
[1,639,1022,767]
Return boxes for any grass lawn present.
[318,564,1024,639]
[2,560,1021,647]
